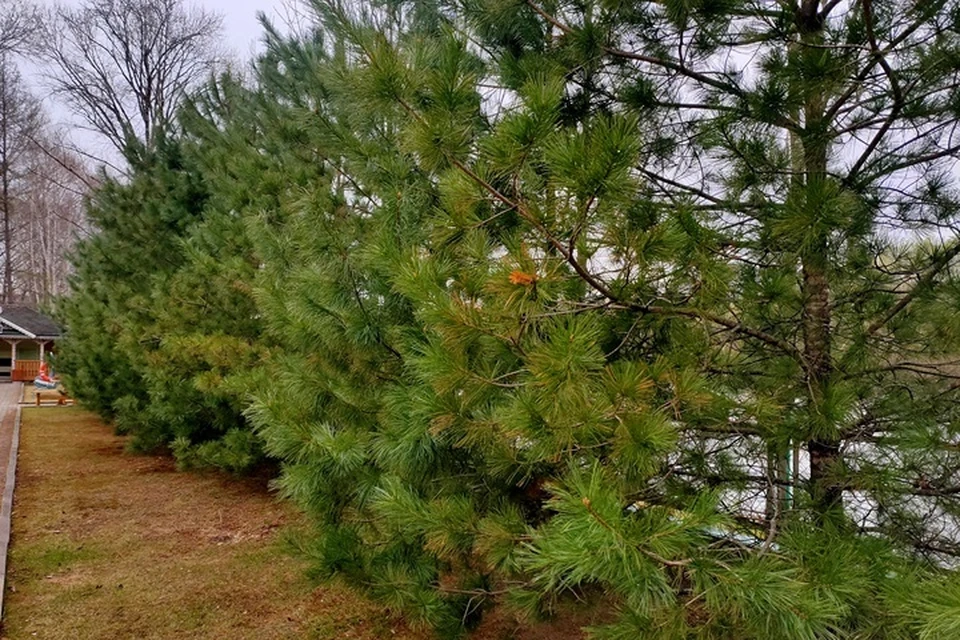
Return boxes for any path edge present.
[0,401,23,621]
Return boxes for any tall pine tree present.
[58,138,208,427]
[251,0,960,637]
[59,79,269,469]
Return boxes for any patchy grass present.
[1,408,429,640]
[1,408,595,640]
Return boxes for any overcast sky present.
[22,0,292,168]
[195,0,288,59]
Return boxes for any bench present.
[35,389,71,406]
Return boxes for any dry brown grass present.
[0,408,594,640]
[0,408,429,640]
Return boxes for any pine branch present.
[379,91,806,365]
[453,150,804,362]
[581,497,692,568]
[864,241,960,338]
[823,12,926,126]
[861,145,960,183]
[845,0,906,183]
[525,3,746,98]
[848,360,960,381]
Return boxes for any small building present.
[0,307,61,382]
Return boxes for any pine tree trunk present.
[798,0,842,519]
[803,246,841,515]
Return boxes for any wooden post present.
[10,341,16,380]
[39,341,44,362]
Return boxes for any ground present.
[0,408,594,639]
[1,408,429,640]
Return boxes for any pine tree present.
[246,8,491,635]
[250,0,960,637]
[56,0,960,635]
[134,77,276,470]
[60,78,273,470]
[57,138,208,425]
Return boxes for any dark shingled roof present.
[0,306,61,339]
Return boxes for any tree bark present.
[797,0,843,519]
[0,58,10,303]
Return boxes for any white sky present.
[198,0,289,59]
[18,0,291,169]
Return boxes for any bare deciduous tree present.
[42,0,223,160]
[0,0,40,56]
[14,136,92,303]
[0,55,42,303]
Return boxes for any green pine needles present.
[57,0,960,637]
[57,83,271,470]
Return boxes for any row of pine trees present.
[57,0,960,637]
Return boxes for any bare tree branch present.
[0,0,40,56]
[40,0,224,161]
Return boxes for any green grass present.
[12,540,102,578]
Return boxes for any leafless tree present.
[0,55,43,303]
[13,136,92,303]
[0,0,40,56]
[42,0,223,161]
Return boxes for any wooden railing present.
[13,360,41,382]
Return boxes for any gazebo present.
[0,307,61,382]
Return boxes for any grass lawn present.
[0,408,430,640]
[0,408,594,640]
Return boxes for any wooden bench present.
[35,389,71,406]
